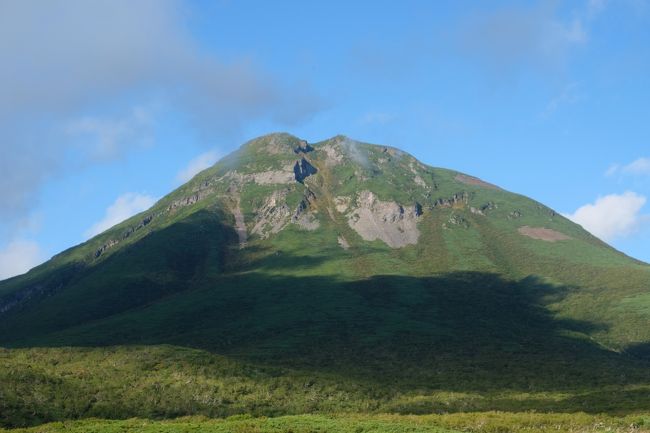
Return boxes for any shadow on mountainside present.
[625,342,650,361]
[1,210,650,409]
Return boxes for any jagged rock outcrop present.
[294,158,318,183]
[291,189,320,231]
[94,239,119,258]
[432,192,471,209]
[122,215,153,240]
[293,140,314,154]
[251,190,292,239]
[168,190,212,211]
[470,201,497,216]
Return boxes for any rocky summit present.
[1,133,650,426]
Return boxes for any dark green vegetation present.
[1,133,649,430]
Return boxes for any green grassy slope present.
[0,133,649,428]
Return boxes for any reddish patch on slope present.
[455,173,499,189]
[518,226,571,242]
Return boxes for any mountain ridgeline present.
[1,133,650,426]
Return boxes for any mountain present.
[1,133,650,427]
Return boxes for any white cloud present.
[623,157,650,175]
[0,240,44,281]
[605,157,650,177]
[84,193,157,239]
[175,150,221,184]
[66,106,155,161]
[564,192,648,241]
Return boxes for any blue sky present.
[1,0,649,279]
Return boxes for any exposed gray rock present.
[251,190,292,239]
[232,198,248,247]
[94,239,119,258]
[470,201,498,216]
[219,168,295,186]
[432,192,471,208]
[338,236,350,250]
[293,140,314,154]
[167,190,212,211]
[346,190,420,248]
[293,213,320,231]
[291,189,320,231]
[414,175,427,188]
[250,169,295,185]
[444,213,470,229]
[334,196,351,213]
[321,144,344,166]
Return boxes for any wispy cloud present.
[66,106,155,161]
[0,239,44,281]
[175,150,221,183]
[542,82,582,117]
[605,157,650,177]
[0,0,322,224]
[360,112,395,126]
[605,164,621,177]
[622,157,650,175]
[84,192,157,239]
[564,191,648,241]
[459,1,605,77]
[587,0,608,18]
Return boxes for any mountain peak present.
[26,132,613,266]
[1,133,647,370]
[240,132,305,155]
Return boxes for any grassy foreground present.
[3,413,650,433]
[2,346,650,431]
